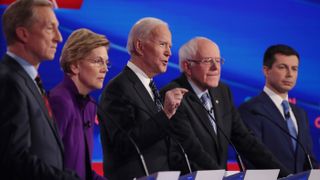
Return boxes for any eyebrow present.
[278,63,298,66]
[159,41,172,46]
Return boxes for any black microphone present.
[84,121,92,128]
[78,94,93,129]
[176,139,193,174]
[107,91,193,174]
[252,110,314,170]
[89,99,150,176]
[188,93,246,172]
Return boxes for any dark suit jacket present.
[98,67,171,180]
[0,55,78,179]
[161,74,290,177]
[238,91,318,173]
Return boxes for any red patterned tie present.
[35,75,53,118]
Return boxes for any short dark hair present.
[263,44,299,68]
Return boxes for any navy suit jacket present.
[238,92,318,173]
[0,55,78,179]
[98,67,171,180]
[161,74,290,177]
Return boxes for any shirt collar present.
[7,51,38,80]
[127,61,152,92]
[62,75,94,106]
[187,78,209,99]
[264,86,289,109]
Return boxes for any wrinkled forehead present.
[148,25,171,41]
[195,40,220,58]
[32,6,57,24]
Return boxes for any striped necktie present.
[200,92,217,134]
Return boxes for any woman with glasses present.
[49,28,109,180]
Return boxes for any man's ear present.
[182,60,192,76]
[15,27,29,43]
[134,39,144,56]
[263,65,269,78]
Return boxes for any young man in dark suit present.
[162,37,290,177]
[238,44,318,173]
[0,0,79,179]
[98,17,187,180]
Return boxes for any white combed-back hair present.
[126,17,168,55]
[178,36,214,72]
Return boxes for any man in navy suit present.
[162,37,290,177]
[238,44,318,173]
[98,17,187,180]
[0,0,79,179]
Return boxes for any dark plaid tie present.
[149,80,163,112]
[35,75,53,118]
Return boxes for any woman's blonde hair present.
[60,28,110,73]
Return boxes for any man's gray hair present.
[179,37,213,72]
[126,17,168,55]
[2,0,53,45]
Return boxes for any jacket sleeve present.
[0,74,79,180]
[98,81,171,158]
[222,87,290,178]
[168,101,222,173]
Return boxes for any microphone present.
[89,98,150,176]
[177,140,193,174]
[106,91,193,174]
[252,110,314,170]
[188,94,246,172]
[84,121,92,128]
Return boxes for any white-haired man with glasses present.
[162,37,290,178]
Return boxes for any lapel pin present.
[215,100,219,104]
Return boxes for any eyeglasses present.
[87,57,111,69]
[187,57,225,66]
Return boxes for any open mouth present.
[161,60,168,66]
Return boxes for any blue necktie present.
[281,100,297,150]
[200,93,217,134]
[149,80,163,112]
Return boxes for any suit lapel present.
[124,67,157,113]
[209,88,224,152]
[187,94,218,141]
[291,105,301,138]
[4,57,64,153]
[178,75,218,143]
[291,104,306,166]
[25,73,53,124]
[258,92,295,154]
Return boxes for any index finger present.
[175,88,188,95]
